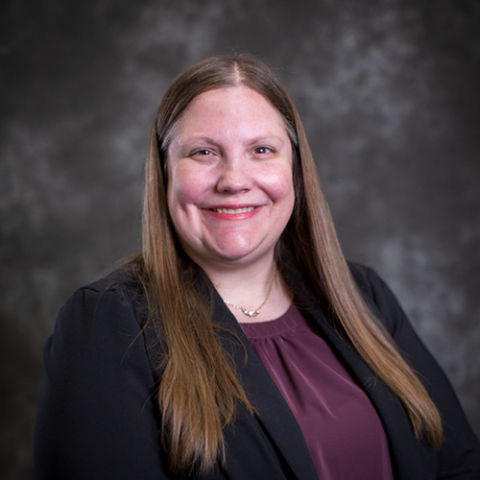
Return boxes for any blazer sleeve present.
[34,284,171,480]
[356,265,480,479]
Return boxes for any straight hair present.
[133,54,442,474]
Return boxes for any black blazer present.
[34,264,480,479]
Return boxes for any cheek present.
[263,166,295,204]
[167,170,202,245]
[168,164,206,211]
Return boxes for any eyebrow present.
[177,134,288,148]
[246,135,288,146]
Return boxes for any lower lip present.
[205,207,259,221]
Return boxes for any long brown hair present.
[135,54,442,474]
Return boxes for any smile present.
[211,207,256,214]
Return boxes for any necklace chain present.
[223,266,276,317]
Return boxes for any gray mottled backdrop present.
[1,0,479,478]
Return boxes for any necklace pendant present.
[242,308,259,317]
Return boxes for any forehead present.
[174,86,287,139]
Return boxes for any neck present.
[205,254,275,294]
[196,254,292,323]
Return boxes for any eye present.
[189,148,218,161]
[253,146,273,155]
[192,149,214,156]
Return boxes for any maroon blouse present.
[239,304,394,480]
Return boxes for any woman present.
[35,54,480,479]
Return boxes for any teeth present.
[213,207,255,214]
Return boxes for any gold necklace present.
[223,267,276,317]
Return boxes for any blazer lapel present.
[286,269,425,480]
[208,284,319,480]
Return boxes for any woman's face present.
[166,86,295,270]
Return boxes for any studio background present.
[1,0,479,478]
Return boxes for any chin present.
[181,232,276,268]
[209,243,273,266]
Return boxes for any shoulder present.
[42,266,162,395]
[348,262,408,337]
[50,267,153,366]
[78,267,144,302]
[63,267,147,325]
[348,261,387,300]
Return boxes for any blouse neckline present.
[238,303,305,339]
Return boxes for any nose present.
[215,157,253,194]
